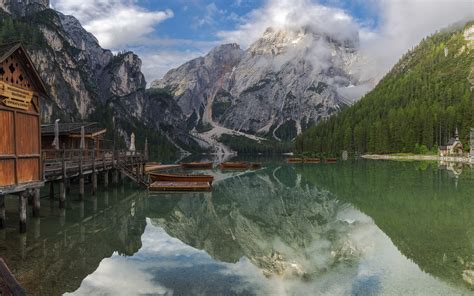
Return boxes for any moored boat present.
[219,162,250,169]
[303,157,320,163]
[180,162,213,169]
[326,158,338,163]
[149,181,212,192]
[149,173,214,185]
[287,157,303,163]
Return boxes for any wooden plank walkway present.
[145,164,181,172]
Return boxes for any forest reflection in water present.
[0,160,473,295]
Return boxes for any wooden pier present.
[1,146,148,233]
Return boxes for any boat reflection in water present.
[0,160,473,295]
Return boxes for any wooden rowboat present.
[220,162,250,169]
[303,158,320,163]
[287,157,303,163]
[0,258,26,296]
[149,173,214,185]
[180,162,213,169]
[149,181,211,192]
[326,158,338,163]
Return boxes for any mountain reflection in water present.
[0,160,472,295]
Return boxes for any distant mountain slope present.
[152,26,373,146]
[297,21,474,154]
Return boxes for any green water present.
[0,160,473,295]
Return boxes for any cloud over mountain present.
[51,0,173,49]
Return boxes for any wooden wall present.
[0,50,42,189]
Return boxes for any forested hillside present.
[296,21,473,155]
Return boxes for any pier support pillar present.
[66,178,71,194]
[92,173,98,196]
[103,171,109,187]
[112,169,118,185]
[49,182,55,200]
[0,194,5,229]
[59,180,66,209]
[19,191,28,233]
[120,171,125,184]
[33,188,40,217]
[59,208,66,227]
[79,176,84,201]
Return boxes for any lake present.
[0,160,473,295]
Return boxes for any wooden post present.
[136,161,140,181]
[79,150,84,200]
[59,181,65,208]
[19,191,28,233]
[59,208,65,227]
[144,137,149,161]
[92,145,97,196]
[0,194,5,229]
[49,182,55,200]
[103,171,109,187]
[59,145,66,208]
[33,215,40,239]
[79,201,84,220]
[33,188,40,217]
[104,191,109,207]
[66,177,71,194]
[112,169,119,185]
[120,170,125,184]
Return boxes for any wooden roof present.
[0,42,49,98]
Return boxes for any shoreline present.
[362,154,473,164]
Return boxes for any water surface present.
[0,160,473,295]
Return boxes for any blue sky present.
[50,0,473,84]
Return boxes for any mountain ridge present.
[296,21,474,155]
[152,26,374,149]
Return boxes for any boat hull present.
[181,162,213,169]
[287,158,303,163]
[303,158,320,163]
[220,162,250,169]
[149,181,211,192]
[150,173,214,185]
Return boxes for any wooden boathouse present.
[0,43,47,232]
[0,43,148,234]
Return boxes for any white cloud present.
[138,49,208,84]
[50,0,173,49]
[361,0,474,78]
[216,0,474,80]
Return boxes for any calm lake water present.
[0,160,473,295]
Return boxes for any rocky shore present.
[362,154,473,164]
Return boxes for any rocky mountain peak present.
[0,0,49,16]
[152,24,371,146]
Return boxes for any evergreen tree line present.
[0,13,46,47]
[296,22,473,155]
